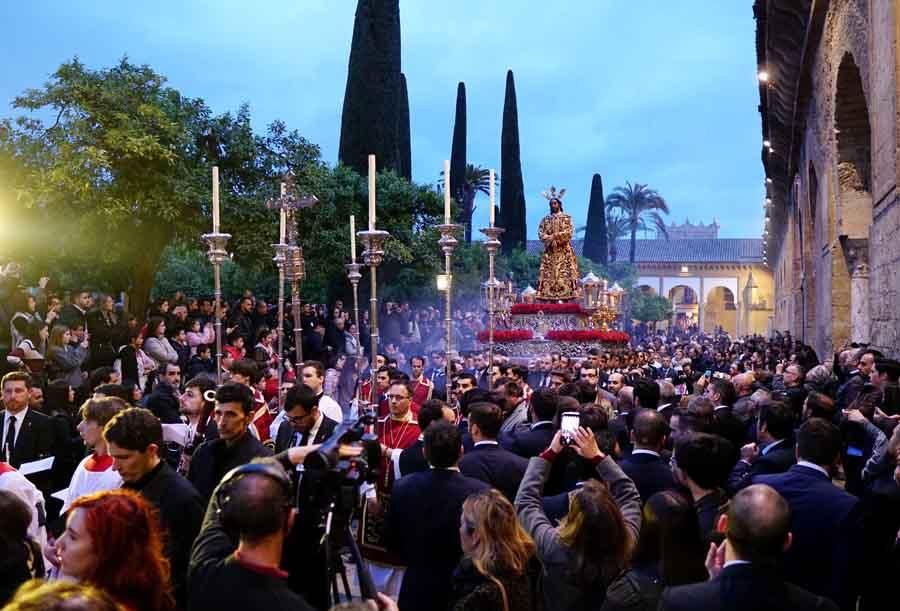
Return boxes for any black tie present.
[4,415,16,460]
[294,431,309,447]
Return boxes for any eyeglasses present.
[286,414,310,425]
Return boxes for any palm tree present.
[605,182,669,263]
[439,164,493,242]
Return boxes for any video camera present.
[295,411,382,604]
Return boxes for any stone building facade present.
[528,236,774,336]
[755,0,900,358]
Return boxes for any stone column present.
[698,276,705,333]
[850,263,870,344]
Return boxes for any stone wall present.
[769,0,900,357]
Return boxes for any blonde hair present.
[462,489,535,578]
[48,325,70,349]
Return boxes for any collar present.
[233,550,289,579]
[796,460,830,478]
[390,410,413,423]
[656,403,671,412]
[631,448,661,458]
[723,560,751,569]
[4,407,28,424]
[474,440,499,447]
[430,465,460,472]
[531,420,553,430]
[713,405,729,411]
[761,438,786,455]
[124,459,165,490]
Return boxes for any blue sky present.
[1,0,764,239]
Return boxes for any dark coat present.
[754,464,862,610]
[144,382,181,424]
[123,460,203,605]
[451,557,537,611]
[602,566,663,611]
[504,422,555,459]
[188,433,273,502]
[459,441,528,503]
[399,438,429,476]
[727,440,795,494]
[86,309,119,367]
[387,468,490,611]
[1,409,64,504]
[273,415,339,454]
[659,563,839,611]
[618,451,676,504]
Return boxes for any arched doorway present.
[668,285,699,332]
[704,286,737,336]
[833,51,872,345]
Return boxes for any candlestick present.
[489,169,495,227]
[443,159,451,224]
[368,154,376,231]
[480,225,505,368]
[350,215,357,260]
[359,228,391,407]
[212,166,220,233]
[437,222,461,386]
[202,231,231,385]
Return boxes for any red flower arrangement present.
[545,329,630,343]
[477,329,534,342]
[510,303,585,315]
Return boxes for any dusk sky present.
[1,1,765,239]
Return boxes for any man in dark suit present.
[619,409,675,504]
[460,401,528,502]
[104,406,204,607]
[659,484,838,611]
[387,421,489,611]
[503,388,558,458]
[273,383,339,454]
[2,371,64,513]
[754,418,862,610]
[707,377,747,463]
[188,383,273,502]
[58,290,91,332]
[399,399,455,476]
[728,399,795,493]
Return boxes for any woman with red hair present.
[55,489,174,611]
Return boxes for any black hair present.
[418,399,448,430]
[758,400,793,440]
[424,420,462,469]
[530,388,559,422]
[673,433,734,490]
[103,407,163,452]
[284,384,319,414]
[632,377,661,410]
[468,402,504,439]
[230,358,261,384]
[797,417,842,466]
[214,382,255,416]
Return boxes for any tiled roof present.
[525,238,764,264]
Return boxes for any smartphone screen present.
[704,370,712,378]
[561,412,580,439]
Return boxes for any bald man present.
[732,372,757,424]
[660,484,838,611]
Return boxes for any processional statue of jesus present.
[536,187,581,301]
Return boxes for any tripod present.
[323,501,377,606]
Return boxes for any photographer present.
[188,460,315,611]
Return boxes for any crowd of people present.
[1,267,899,610]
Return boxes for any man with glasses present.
[273,384,339,454]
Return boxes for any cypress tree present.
[500,70,527,253]
[450,82,467,204]
[397,72,411,181]
[583,173,608,265]
[338,0,402,175]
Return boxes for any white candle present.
[279,183,286,243]
[212,166,220,232]
[350,215,357,260]
[489,169,495,227]
[443,159,451,224]
[368,154,376,230]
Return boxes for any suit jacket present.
[459,441,528,502]
[1,409,62,501]
[273,415,339,454]
[659,563,839,611]
[712,406,747,461]
[754,464,862,610]
[144,382,182,424]
[387,468,489,611]
[504,421,555,459]
[188,432,274,501]
[619,450,676,504]
[727,440,795,493]
[398,438,429,476]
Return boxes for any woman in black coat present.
[452,489,539,611]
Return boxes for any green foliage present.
[500,70,526,254]
[605,181,670,263]
[629,288,673,322]
[583,174,608,265]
